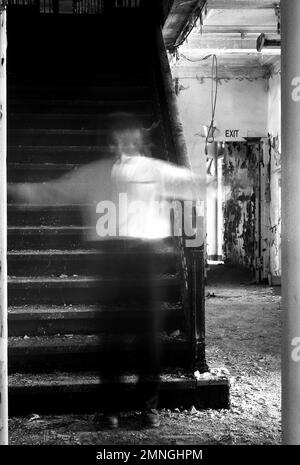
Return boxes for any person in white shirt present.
[8,112,203,428]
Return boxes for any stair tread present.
[8,203,91,209]
[9,371,198,388]
[9,98,153,104]
[8,246,175,256]
[8,73,149,81]
[7,229,175,244]
[8,275,179,283]
[8,163,79,169]
[9,84,150,91]
[10,129,121,135]
[9,113,152,119]
[8,302,182,316]
[7,226,175,237]
[8,334,187,357]
[9,332,186,346]
[8,225,92,231]
[8,145,157,152]
[7,249,116,256]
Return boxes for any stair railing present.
[155,25,208,373]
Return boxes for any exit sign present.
[225,130,239,138]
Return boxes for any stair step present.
[8,226,96,249]
[9,371,195,388]
[8,303,184,336]
[7,201,172,227]
[7,226,176,250]
[8,72,149,86]
[8,275,181,305]
[8,248,177,276]
[8,333,189,373]
[8,113,155,130]
[8,204,84,227]
[8,144,163,163]
[8,371,230,414]
[8,129,161,146]
[9,99,154,114]
[8,84,152,100]
[8,163,79,182]
[11,51,148,72]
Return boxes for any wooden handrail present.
[155,24,207,373]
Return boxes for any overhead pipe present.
[257,33,281,52]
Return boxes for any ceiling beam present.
[170,64,271,79]
[169,53,281,79]
[179,49,281,56]
[200,24,278,34]
[207,0,279,9]
[179,34,280,52]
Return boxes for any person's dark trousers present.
[127,239,162,410]
[93,238,164,413]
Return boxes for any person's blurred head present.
[106,112,149,158]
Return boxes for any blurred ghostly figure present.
[8,112,202,428]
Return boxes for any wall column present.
[0,7,7,446]
[282,0,300,445]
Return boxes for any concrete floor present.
[9,263,281,445]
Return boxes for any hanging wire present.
[179,52,213,63]
[177,53,218,154]
[205,54,218,154]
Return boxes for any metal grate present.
[40,0,58,13]
[7,0,57,13]
[7,0,143,13]
[113,0,141,6]
[73,0,142,14]
[7,0,37,5]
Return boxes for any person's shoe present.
[103,413,119,429]
[142,409,160,428]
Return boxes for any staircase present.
[7,7,229,414]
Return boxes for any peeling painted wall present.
[222,142,261,272]
[173,71,281,280]
[267,73,281,279]
[174,76,269,263]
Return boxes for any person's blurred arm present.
[152,159,203,201]
[7,163,97,205]
[8,178,78,205]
